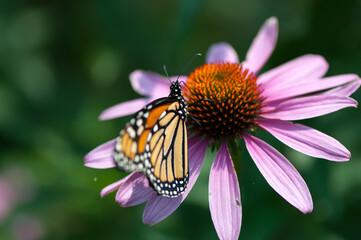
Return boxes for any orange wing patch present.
[146,103,172,127]
[138,129,150,153]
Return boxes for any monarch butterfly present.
[113,80,189,198]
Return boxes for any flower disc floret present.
[185,62,264,139]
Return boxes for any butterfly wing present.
[145,101,188,197]
[114,98,188,197]
[113,97,170,173]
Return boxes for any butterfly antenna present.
[180,80,189,91]
[176,53,202,82]
[189,115,202,126]
[163,65,172,84]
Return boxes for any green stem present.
[227,139,242,186]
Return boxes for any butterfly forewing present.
[113,82,189,197]
[114,97,170,173]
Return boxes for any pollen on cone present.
[184,62,264,139]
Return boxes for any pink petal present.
[243,132,313,213]
[101,176,131,198]
[116,172,154,207]
[99,98,151,120]
[142,194,184,226]
[262,74,358,102]
[206,42,240,64]
[142,136,208,226]
[209,140,242,240]
[84,139,116,169]
[241,17,278,74]
[130,70,172,98]
[261,95,357,121]
[257,119,350,161]
[321,79,361,97]
[99,74,188,121]
[258,54,328,86]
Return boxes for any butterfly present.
[113,80,189,198]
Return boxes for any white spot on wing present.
[128,128,136,138]
[160,111,166,119]
[136,119,143,127]
[153,125,158,132]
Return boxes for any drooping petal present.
[262,74,358,102]
[241,17,278,74]
[130,70,172,98]
[209,140,242,240]
[142,194,183,226]
[257,119,350,161]
[261,95,357,121]
[84,139,116,169]
[116,172,154,207]
[99,98,151,120]
[321,79,361,97]
[257,55,328,86]
[243,132,313,213]
[206,42,240,64]
[100,175,132,198]
[142,136,208,225]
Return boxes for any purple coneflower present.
[84,17,360,239]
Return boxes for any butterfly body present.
[113,81,189,197]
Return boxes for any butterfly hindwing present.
[145,101,188,197]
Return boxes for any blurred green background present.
[1,0,361,239]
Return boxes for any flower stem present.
[227,139,242,186]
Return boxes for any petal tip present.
[98,113,109,121]
[83,139,117,169]
[310,54,329,71]
[83,154,98,166]
[100,191,106,198]
[301,208,313,214]
[129,70,143,84]
[298,200,313,214]
[342,152,351,162]
[83,161,92,167]
[206,42,239,63]
[266,16,278,27]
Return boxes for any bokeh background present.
[1,0,361,239]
